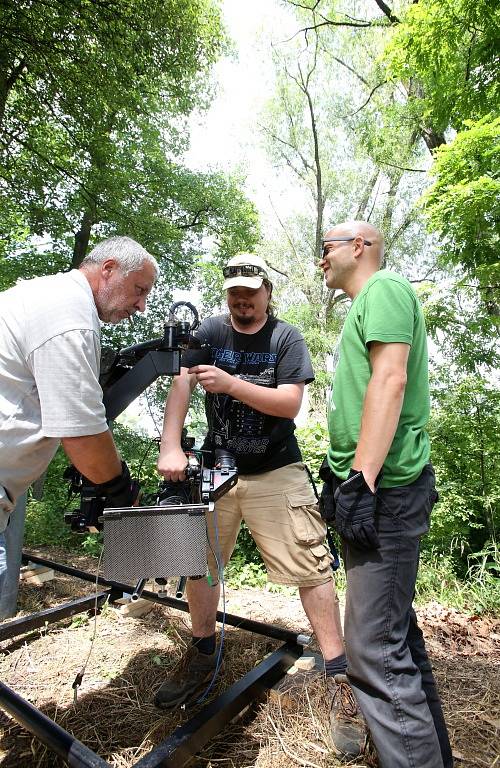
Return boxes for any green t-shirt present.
[327,270,430,488]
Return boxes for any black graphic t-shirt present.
[182,315,314,474]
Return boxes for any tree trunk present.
[72,207,95,267]
[0,57,26,132]
[356,169,380,219]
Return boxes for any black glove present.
[318,456,335,522]
[98,461,140,508]
[334,469,380,551]
[319,481,335,522]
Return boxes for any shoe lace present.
[333,678,358,718]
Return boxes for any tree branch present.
[259,122,314,178]
[385,213,415,257]
[371,0,399,24]
[328,55,369,86]
[281,18,372,44]
[355,169,380,219]
[377,159,427,173]
[267,196,304,280]
[340,81,388,117]
[174,208,212,230]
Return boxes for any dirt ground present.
[0,547,499,768]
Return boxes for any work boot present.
[328,673,368,759]
[154,645,220,710]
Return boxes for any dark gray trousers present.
[343,465,453,768]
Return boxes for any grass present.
[226,543,500,615]
[416,543,500,614]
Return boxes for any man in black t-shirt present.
[154,254,363,756]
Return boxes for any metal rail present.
[134,642,301,768]
[18,552,311,646]
[0,681,111,767]
[0,553,309,768]
[0,591,110,643]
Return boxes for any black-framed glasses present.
[222,264,268,279]
[321,236,372,258]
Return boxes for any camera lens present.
[215,449,236,471]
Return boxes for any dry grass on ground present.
[0,547,498,768]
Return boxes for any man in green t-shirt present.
[319,221,453,768]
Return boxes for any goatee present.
[233,314,253,325]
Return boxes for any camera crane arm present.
[101,301,201,421]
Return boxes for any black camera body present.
[64,446,238,533]
[63,467,108,533]
[157,446,238,508]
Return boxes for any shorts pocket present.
[286,490,326,546]
[311,542,333,572]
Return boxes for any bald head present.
[320,220,384,298]
[326,221,384,267]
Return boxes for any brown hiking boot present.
[154,645,220,710]
[328,673,368,759]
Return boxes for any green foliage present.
[427,374,499,563]
[416,544,500,614]
[295,421,329,479]
[422,280,499,373]
[0,0,259,338]
[422,116,500,282]
[382,1,500,287]
[24,448,83,549]
[225,558,267,590]
[384,0,500,132]
[80,535,103,558]
[281,301,343,414]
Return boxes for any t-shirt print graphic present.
[211,366,275,455]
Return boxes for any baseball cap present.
[222,253,270,290]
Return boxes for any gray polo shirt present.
[0,270,108,530]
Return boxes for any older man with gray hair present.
[0,236,158,595]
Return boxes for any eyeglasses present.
[222,264,268,279]
[321,236,372,258]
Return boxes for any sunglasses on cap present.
[222,264,268,279]
[321,236,372,259]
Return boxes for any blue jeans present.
[0,531,7,596]
[342,465,453,768]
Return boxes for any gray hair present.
[81,236,159,277]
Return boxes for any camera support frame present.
[0,302,311,766]
[0,551,308,768]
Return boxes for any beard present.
[95,282,128,323]
[233,312,253,325]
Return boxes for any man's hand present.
[334,470,380,551]
[98,461,140,508]
[157,445,188,482]
[188,364,304,419]
[188,364,234,394]
[353,468,376,493]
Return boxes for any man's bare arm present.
[62,430,122,483]
[352,342,409,491]
[157,367,197,481]
[188,364,304,419]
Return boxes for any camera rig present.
[63,301,238,591]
